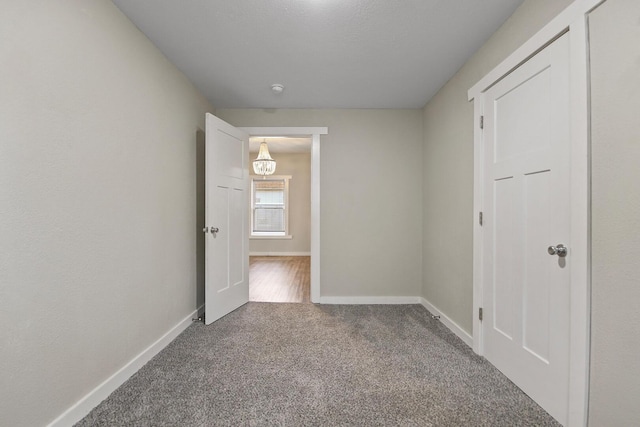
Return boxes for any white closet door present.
[482,33,571,425]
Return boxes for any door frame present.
[468,1,604,425]
[240,127,328,303]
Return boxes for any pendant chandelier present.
[252,139,276,176]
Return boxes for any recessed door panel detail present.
[494,67,551,163]
[213,130,244,179]
[213,186,230,293]
[229,188,244,287]
[523,170,552,363]
[493,177,517,340]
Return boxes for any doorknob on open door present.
[548,244,568,257]
[202,227,208,233]
[210,227,219,235]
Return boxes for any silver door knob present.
[548,244,568,258]
[210,227,219,234]
[202,227,208,233]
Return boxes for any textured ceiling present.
[112,0,524,109]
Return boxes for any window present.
[251,176,291,238]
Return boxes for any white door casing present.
[482,33,571,424]
[205,113,250,325]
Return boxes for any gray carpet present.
[76,303,559,426]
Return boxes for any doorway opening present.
[247,136,311,303]
[241,127,328,304]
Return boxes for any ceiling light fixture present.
[252,139,276,177]
[271,83,284,94]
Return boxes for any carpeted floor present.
[76,303,559,426]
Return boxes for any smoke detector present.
[271,84,284,94]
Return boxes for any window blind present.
[253,179,285,233]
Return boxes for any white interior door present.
[205,113,249,325]
[482,33,571,424]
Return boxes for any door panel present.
[212,186,230,293]
[494,66,551,162]
[205,113,249,325]
[213,130,245,179]
[482,33,571,424]
[493,176,517,340]
[229,188,244,287]
[523,170,552,363]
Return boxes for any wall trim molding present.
[48,305,203,427]
[249,251,311,256]
[419,298,473,348]
[319,296,420,305]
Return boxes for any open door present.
[204,113,249,325]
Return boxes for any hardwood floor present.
[249,256,310,303]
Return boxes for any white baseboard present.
[48,305,203,427]
[319,296,421,305]
[249,252,311,256]
[419,298,473,347]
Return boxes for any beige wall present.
[0,1,213,426]
[249,153,311,254]
[421,0,573,334]
[589,0,640,424]
[217,109,423,298]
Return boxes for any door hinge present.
[479,307,483,321]
[479,211,483,226]
[479,115,484,129]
